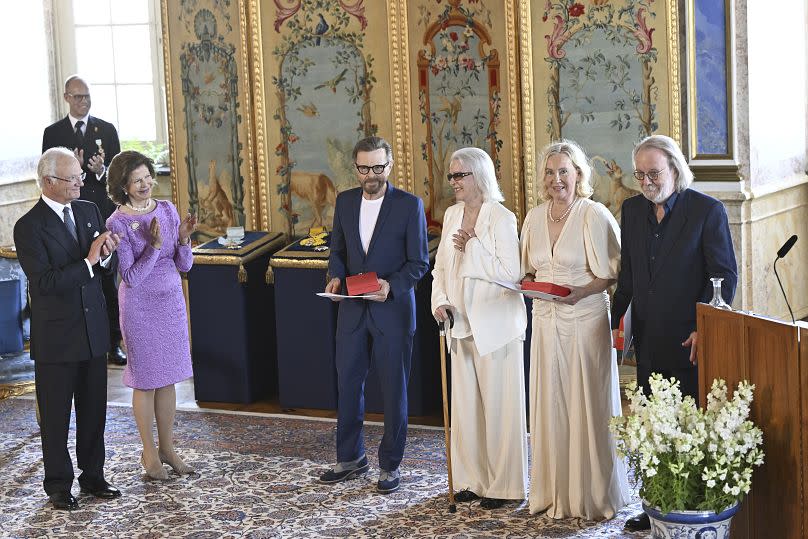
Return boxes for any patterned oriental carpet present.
[0,397,647,538]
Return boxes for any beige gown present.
[521,197,630,520]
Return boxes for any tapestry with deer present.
[163,0,256,242]
[268,0,381,239]
[526,0,681,219]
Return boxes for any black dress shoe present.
[624,512,651,531]
[49,491,79,510]
[108,345,127,365]
[454,489,479,503]
[480,497,507,509]
[80,481,122,499]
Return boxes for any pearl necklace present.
[126,199,153,213]
[548,197,577,223]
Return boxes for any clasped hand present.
[89,231,120,264]
[74,148,106,175]
[452,228,475,252]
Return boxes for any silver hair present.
[632,134,693,192]
[449,147,504,203]
[36,147,76,189]
[536,139,594,201]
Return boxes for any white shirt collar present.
[68,114,89,130]
[41,193,73,218]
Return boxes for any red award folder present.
[346,272,381,296]
[520,281,571,297]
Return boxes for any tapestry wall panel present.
[521,0,682,217]
[254,0,399,238]
[408,0,523,232]
[161,0,256,241]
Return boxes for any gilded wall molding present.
[505,0,523,222]
[246,0,270,231]
[237,0,257,226]
[666,0,682,146]
[517,0,536,211]
[159,0,178,205]
[389,0,414,193]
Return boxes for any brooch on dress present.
[131,222,140,230]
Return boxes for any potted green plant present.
[610,374,764,538]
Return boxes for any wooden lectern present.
[697,303,808,539]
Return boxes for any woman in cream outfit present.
[431,147,528,510]
[521,140,630,520]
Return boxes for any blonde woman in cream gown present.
[522,140,630,520]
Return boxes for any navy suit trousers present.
[335,309,413,472]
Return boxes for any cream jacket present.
[431,201,527,356]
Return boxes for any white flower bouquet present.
[610,373,765,514]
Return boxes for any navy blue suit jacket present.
[42,115,121,219]
[610,189,737,370]
[13,199,112,363]
[328,183,429,336]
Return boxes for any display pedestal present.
[270,235,440,415]
[188,232,286,403]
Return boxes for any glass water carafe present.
[709,277,732,310]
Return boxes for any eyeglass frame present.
[355,162,389,175]
[50,172,87,184]
[447,171,473,182]
[65,93,91,102]
[633,169,667,182]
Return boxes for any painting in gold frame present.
[161,0,257,241]
[519,0,682,216]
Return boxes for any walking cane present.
[439,310,456,513]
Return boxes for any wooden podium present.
[697,303,808,539]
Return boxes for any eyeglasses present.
[130,173,153,185]
[447,171,473,182]
[633,169,666,182]
[66,93,91,102]
[50,172,86,183]
[355,162,389,175]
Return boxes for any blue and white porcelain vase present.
[642,502,740,539]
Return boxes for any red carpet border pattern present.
[0,398,647,538]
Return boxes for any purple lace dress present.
[106,200,194,390]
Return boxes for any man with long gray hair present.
[611,134,737,531]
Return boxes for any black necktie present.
[74,120,84,147]
[63,206,78,243]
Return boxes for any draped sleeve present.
[582,201,621,280]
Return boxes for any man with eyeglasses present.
[14,147,123,510]
[42,75,125,365]
[319,136,429,494]
[610,135,737,532]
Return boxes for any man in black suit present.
[42,75,126,365]
[14,147,123,510]
[612,135,737,532]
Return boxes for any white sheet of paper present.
[493,280,566,301]
[316,292,371,300]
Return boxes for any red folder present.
[346,272,381,296]
[520,281,571,297]
[614,316,625,350]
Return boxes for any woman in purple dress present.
[106,151,197,480]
